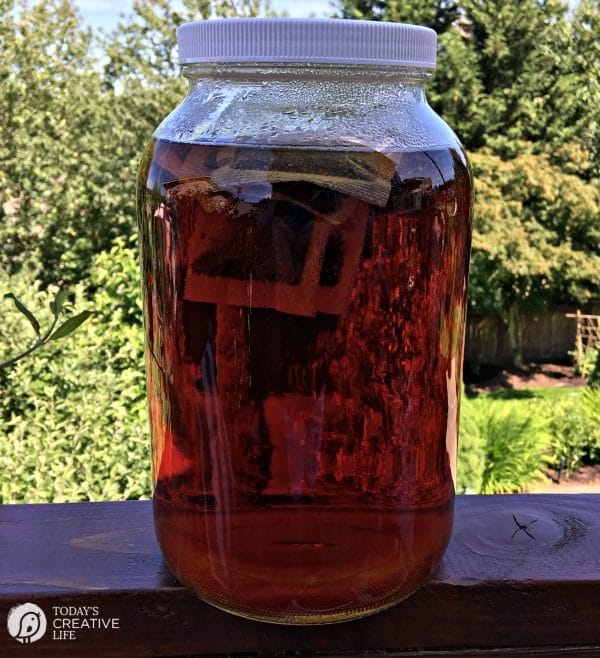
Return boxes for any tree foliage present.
[0,239,149,502]
[0,1,133,282]
[469,149,600,312]
[338,0,460,32]
[104,0,273,85]
[0,0,273,502]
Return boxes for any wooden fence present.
[465,303,600,366]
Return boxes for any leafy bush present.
[456,392,486,494]
[478,401,552,494]
[547,387,600,473]
[458,393,552,494]
[574,345,600,386]
[0,238,150,503]
[459,385,600,493]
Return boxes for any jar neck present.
[181,62,431,102]
[182,62,432,79]
[156,61,457,151]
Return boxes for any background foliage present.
[0,0,599,501]
[0,239,148,502]
[457,386,600,494]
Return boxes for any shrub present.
[458,393,552,494]
[0,238,150,503]
[575,345,600,386]
[456,392,486,493]
[547,387,600,473]
[478,400,552,494]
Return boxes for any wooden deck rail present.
[1,495,599,657]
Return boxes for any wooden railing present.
[1,495,599,657]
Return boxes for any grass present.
[480,386,584,401]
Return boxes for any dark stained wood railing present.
[1,495,599,657]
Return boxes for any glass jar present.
[137,18,472,625]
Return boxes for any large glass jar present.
[137,18,472,625]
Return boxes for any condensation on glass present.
[137,19,472,625]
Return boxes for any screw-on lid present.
[177,18,437,69]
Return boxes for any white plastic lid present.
[177,18,437,69]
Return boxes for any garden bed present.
[466,361,586,394]
[458,374,599,495]
[530,464,600,494]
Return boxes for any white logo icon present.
[7,603,47,644]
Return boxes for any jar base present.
[155,501,451,625]
[178,576,431,625]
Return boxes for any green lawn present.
[481,385,584,401]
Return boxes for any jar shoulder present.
[154,79,464,154]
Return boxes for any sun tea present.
[137,138,471,623]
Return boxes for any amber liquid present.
[137,140,472,623]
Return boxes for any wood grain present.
[0,495,599,657]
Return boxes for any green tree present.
[0,0,132,282]
[0,0,274,286]
[546,0,600,179]
[457,0,599,178]
[427,20,486,147]
[470,149,600,364]
[338,0,459,32]
[104,0,274,85]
